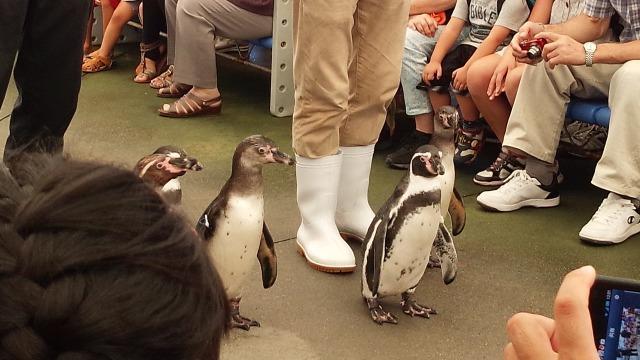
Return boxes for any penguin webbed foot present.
[400,293,437,319]
[365,298,398,325]
[231,313,261,331]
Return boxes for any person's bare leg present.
[505,65,525,106]
[428,91,451,113]
[101,1,116,35]
[415,112,434,134]
[456,94,479,122]
[84,8,94,55]
[97,2,134,58]
[468,54,512,142]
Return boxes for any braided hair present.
[0,156,229,360]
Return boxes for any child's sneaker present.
[579,193,640,245]
[476,170,560,212]
[454,121,484,165]
[473,152,525,186]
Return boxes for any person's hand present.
[488,54,517,100]
[512,22,545,64]
[504,266,599,360]
[408,14,439,38]
[452,66,468,92]
[94,0,101,5]
[537,32,586,70]
[422,62,442,85]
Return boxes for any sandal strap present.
[140,40,163,53]
[184,92,221,107]
[83,54,111,71]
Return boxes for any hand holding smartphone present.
[590,275,640,360]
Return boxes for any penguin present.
[432,105,466,236]
[134,146,203,204]
[426,106,466,268]
[195,135,294,330]
[361,146,458,325]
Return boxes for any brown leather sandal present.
[157,82,192,98]
[150,64,174,89]
[134,41,167,83]
[82,54,112,73]
[158,92,222,118]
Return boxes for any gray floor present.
[2,50,639,359]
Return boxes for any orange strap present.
[430,11,447,25]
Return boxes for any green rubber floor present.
[2,49,639,360]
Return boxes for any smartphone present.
[590,275,640,360]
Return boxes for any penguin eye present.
[258,147,266,154]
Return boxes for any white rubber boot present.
[335,145,376,242]
[295,153,356,273]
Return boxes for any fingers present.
[553,266,599,360]
[504,343,519,360]
[487,72,498,97]
[506,313,557,360]
[436,65,442,80]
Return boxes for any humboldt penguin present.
[196,135,294,330]
[426,106,466,268]
[134,146,203,204]
[361,146,458,325]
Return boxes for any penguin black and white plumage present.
[425,106,466,268]
[195,135,294,331]
[361,146,458,325]
[134,146,203,204]
[433,105,465,236]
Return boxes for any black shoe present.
[454,121,485,165]
[473,151,525,186]
[385,131,432,170]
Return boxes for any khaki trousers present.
[292,0,410,158]
[504,60,640,198]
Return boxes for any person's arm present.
[527,0,552,23]
[422,17,466,83]
[593,40,640,63]
[451,26,513,90]
[410,0,457,15]
[429,17,466,64]
[537,13,611,42]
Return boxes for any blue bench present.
[567,99,610,127]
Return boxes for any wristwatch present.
[584,42,597,67]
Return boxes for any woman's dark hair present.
[0,156,229,360]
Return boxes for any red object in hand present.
[520,38,548,60]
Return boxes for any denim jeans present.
[401,26,467,116]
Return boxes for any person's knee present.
[467,59,492,96]
[612,61,640,90]
[177,0,204,18]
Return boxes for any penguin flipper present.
[434,222,458,285]
[448,187,466,236]
[365,215,391,296]
[195,194,225,240]
[257,222,277,289]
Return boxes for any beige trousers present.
[504,60,640,198]
[292,0,410,158]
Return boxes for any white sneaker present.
[579,193,640,245]
[476,170,560,212]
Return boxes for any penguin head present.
[412,145,445,178]
[134,146,203,187]
[436,106,459,130]
[235,135,295,168]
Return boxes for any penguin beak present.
[270,149,295,165]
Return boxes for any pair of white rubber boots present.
[296,145,375,273]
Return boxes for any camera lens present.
[527,46,541,60]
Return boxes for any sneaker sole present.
[478,197,560,212]
[580,224,640,245]
[385,160,410,170]
[296,242,356,273]
[473,178,505,187]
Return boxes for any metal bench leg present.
[270,0,294,117]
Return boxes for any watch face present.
[585,42,597,52]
